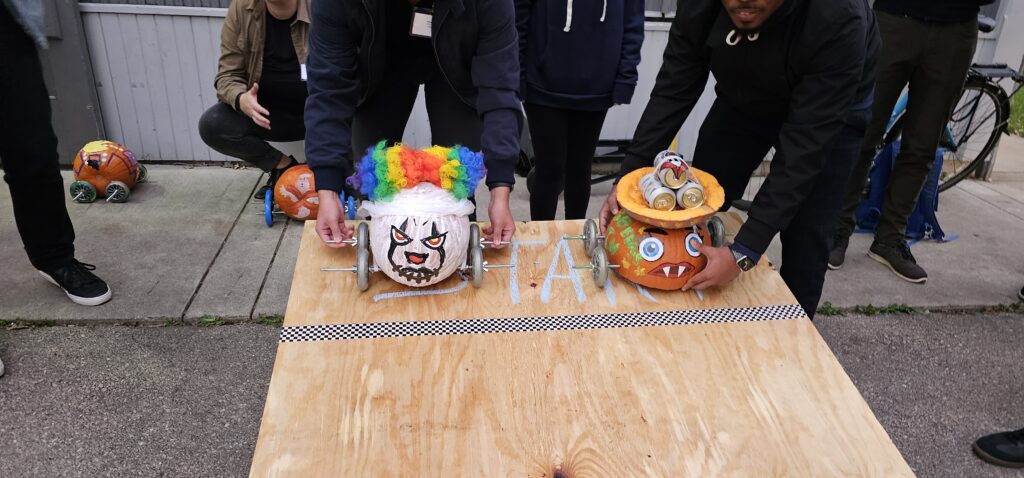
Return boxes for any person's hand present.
[316,190,354,248]
[239,83,270,130]
[598,184,621,230]
[681,243,741,291]
[483,186,515,249]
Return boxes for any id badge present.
[410,7,433,38]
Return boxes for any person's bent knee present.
[198,103,244,148]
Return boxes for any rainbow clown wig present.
[347,141,486,203]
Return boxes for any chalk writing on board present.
[508,240,545,305]
[540,239,586,304]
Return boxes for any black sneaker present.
[828,233,850,270]
[38,260,112,306]
[254,157,298,200]
[868,241,927,283]
[973,428,1024,468]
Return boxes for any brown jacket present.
[215,0,310,110]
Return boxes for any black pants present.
[693,98,868,318]
[198,102,305,172]
[351,67,482,158]
[524,103,607,220]
[835,11,977,244]
[0,9,76,272]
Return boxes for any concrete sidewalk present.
[2,137,1024,322]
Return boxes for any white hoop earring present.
[747,32,760,41]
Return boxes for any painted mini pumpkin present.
[274,164,319,220]
[368,213,469,287]
[603,210,712,290]
[73,140,140,193]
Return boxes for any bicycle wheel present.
[882,80,1007,192]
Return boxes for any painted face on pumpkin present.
[387,218,448,284]
[604,211,712,290]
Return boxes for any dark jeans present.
[198,102,305,172]
[693,98,868,318]
[0,8,76,272]
[524,103,607,220]
[835,11,977,244]
[351,67,482,157]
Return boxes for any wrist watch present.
[730,245,757,272]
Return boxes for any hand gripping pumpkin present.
[348,142,486,287]
[273,164,319,220]
[69,140,147,203]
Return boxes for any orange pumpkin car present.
[69,140,147,203]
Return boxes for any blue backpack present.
[854,140,947,241]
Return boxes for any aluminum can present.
[675,179,705,209]
[653,150,689,189]
[640,172,677,211]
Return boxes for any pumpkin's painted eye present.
[391,226,412,245]
[638,237,664,262]
[421,233,447,250]
[685,233,702,257]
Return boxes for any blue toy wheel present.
[264,192,274,227]
[347,195,356,220]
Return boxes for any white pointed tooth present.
[677,267,684,277]
[663,267,671,277]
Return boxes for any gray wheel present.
[357,222,369,249]
[707,215,726,247]
[470,247,484,288]
[105,181,130,203]
[136,164,148,183]
[69,181,97,203]
[356,243,370,292]
[592,248,609,288]
[583,219,599,257]
[468,223,481,255]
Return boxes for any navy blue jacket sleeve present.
[613,0,646,105]
[304,0,359,193]
[472,0,523,188]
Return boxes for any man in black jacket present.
[599,0,880,317]
[305,0,521,248]
[829,0,988,283]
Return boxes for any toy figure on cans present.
[69,140,147,203]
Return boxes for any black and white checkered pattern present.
[279,304,806,343]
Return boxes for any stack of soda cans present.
[639,150,706,211]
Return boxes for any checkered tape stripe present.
[278,304,806,343]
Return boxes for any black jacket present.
[305,0,523,192]
[618,0,880,256]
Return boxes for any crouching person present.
[199,0,310,199]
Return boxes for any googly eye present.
[638,237,664,262]
[685,233,702,257]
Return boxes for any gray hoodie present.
[3,0,48,49]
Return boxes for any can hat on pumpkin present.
[346,142,487,287]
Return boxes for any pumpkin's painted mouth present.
[647,263,693,278]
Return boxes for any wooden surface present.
[250,217,913,477]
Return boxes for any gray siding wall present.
[81,4,227,161]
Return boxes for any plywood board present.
[250,217,913,477]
